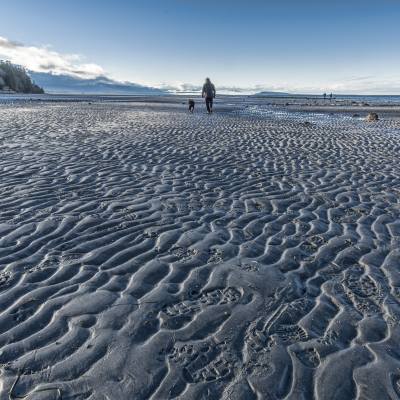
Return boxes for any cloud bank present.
[160,79,400,96]
[159,82,292,95]
[1,36,399,95]
[0,36,104,79]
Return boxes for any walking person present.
[202,78,216,113]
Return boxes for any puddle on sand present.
[236,105,361,124]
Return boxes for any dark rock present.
[366,113,379,122]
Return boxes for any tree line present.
[0,61,44,93]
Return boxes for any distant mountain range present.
[253,91,290,97]
[23,72,295,97]
[29,72,165,95]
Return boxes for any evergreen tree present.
[0,61,44,93]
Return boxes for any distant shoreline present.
[1,93,400,118]
[1,91,399,99]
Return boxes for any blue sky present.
[1,0,400,93]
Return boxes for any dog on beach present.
[188,99,195,113]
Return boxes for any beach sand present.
[1,99,400,399]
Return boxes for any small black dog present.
[188,99,195,113]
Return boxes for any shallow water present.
[237,104,359,123]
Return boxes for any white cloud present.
[323,76,400,95]
[0,36,105,79]
[159,78,400,95]
[1,36,399,94]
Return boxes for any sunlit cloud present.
[1,36,399,94]
[0,36,105,79]
[325,76,400,94]
[159,78,400,95]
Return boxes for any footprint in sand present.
[294,348,320,368]
[161,287,242,329]
[207,248,224,264]
[245,319,276,353]
[273,324,309,343]
[185,353,234,383]
[342,281,382,317]
[169,340,235,384]
[170,247,199,261]
[342,266,384,315]
[239,260,260,272]
[0,271,12,289]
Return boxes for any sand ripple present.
[0,102,400,399]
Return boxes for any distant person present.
[329,93,333,100]
[188,99,195,113]
[202,77,216,113]
[323,93,327,100]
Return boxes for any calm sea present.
[1,93,400,105]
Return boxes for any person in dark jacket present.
[202,78,216,113]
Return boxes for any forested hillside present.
[0,61,44,93]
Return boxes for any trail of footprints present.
[162,287,241,318]
[0,102,400,399]
[167,339,235,384]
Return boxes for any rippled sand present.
[1,100,400,399]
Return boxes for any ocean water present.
[334,95,400,104]
[1,93,400,105]
[250,94,400,105]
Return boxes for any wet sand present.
[1,99,400,399]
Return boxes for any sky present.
[1,0,400,94]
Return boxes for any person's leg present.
[205,98,210,113]
[209,98,213,112]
